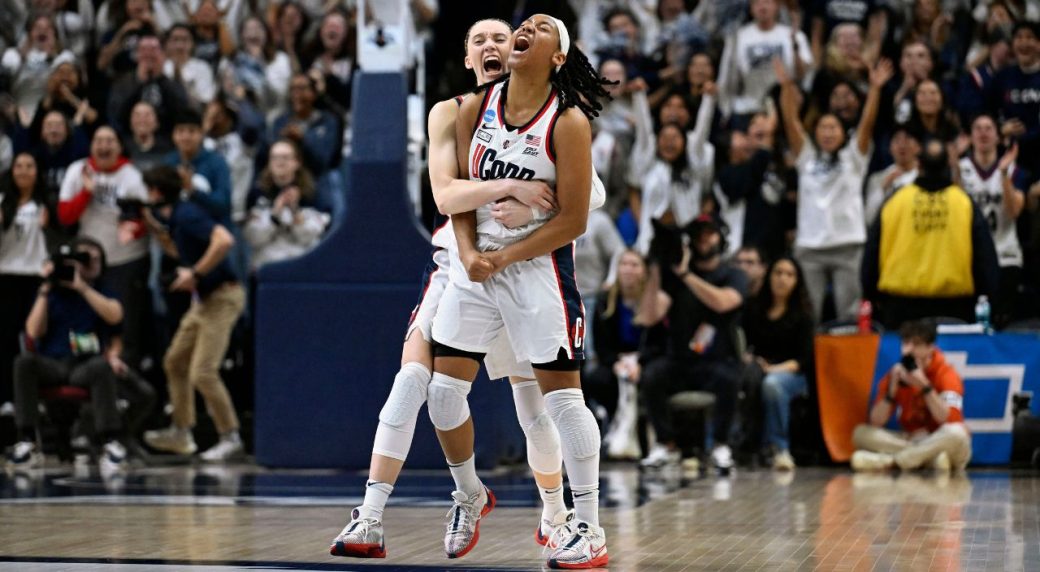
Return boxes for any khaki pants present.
[164,283,245,434]
[853,423,972,470]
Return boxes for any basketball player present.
[428,15,612,569]
[329,18,605,560]
[958,114,1025,327]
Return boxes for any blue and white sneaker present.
[444,486,496,558]
[8,440,41,471]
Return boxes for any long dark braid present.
[551,45,616,120]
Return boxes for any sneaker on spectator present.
[536,508,575,547]
[8,440,41,471]
[851,450,895,472]
[545,520,609,569]
[640,444,680,468]
[330,507,386,558]
[711,444,734,471]
[100,440,127,471]
[772,449,796,471]
[144,426,197,455]
[200,435,245,462]
[444,486,495,558]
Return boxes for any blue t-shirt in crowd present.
[169,200,238,298]
[38,286,121,360]
[165,149,233,225]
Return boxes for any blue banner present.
[871,333,1040,464]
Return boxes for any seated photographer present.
[851,319,972,472]
[638,216,747,470]
[8,238,130,471]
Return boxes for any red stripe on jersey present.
[519,89,557,134]
[550,249,575,359]
[473,88,494,135]
[471,144,485,179]
[545,109,562,163]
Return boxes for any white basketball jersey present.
[468,81,562,251]
[958,157,1023,268]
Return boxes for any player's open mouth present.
[513,35,531,53]
[483,55,502,73]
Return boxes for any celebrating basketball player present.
[329,18,604,561]
[428,15,612,569]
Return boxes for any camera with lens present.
[116,198,146,221]
[49,244,91,285]
[648,218,687,268]
[900,353,918,372]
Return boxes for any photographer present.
[638,216,747,470]
[8,238,128,471]
[851,320,972,472]
[141,165,245,463]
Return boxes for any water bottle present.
[858,300,873,333]
[975,295,991,333]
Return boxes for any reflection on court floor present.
[1,464,1037,571]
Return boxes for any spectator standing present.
[242,140,329,271]
[1,15,76,126]
[743,255,814,471]
[57,126,151,367]
[31,111,89,213]
[142,165,245,462]
[187,0,234,69]
[988,22,1040,162]
[862,140,1000,328]
[96,0,161,79]
[851,320,972,471]
[0,154,49,408]
[107,33,190,138]
[22,59,98,150]
[304,9,356,117]
[203,98,254,225]
[268,74,341,179]
[163,24,216,107]
[218,16,293,118]
[718,0,813,123]
[864,124,920,226]
[124,101,173,172]
[165,109,232,225]
[958,115,1026,328]
[778,58,892,322]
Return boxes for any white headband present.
[550,17,570,72]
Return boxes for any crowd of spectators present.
[2,0,1036,472]
[0,0,351,468]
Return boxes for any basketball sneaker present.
[144,426,197,455]
[8,440,41,471]
[546,520,609,569]
[330,507,385,558]
[640,444,680,468]
[536,508,575,547]
[772,449,796,471]
[711,444,734,471]
[200,435,245,462]
[99,440,128,474]
[444,486,496,559]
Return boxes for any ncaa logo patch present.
[483,109,496,123]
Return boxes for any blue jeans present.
[762,371,807,451]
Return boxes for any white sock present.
[571,484,599,528]
[359,480,393,521]
[447,454,482,497]
[544,388,601,526]
[539,485,566,522]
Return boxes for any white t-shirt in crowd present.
[164,58,217,104]
[795,142,869,250]
[0,198,48,276]
[719,23,812,116]
[959,156,1024,268]
[864,164,917,227]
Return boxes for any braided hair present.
[551,45,616,120]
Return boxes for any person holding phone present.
[850,319,972,472]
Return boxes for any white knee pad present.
[373,362,431,460]
[545,388,601,460]
[512,381,562,474]
[427,372,472,431]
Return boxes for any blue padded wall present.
[254,72,524,468]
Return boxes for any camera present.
[648,219,687,268]
[900,353,918,372]
[116,198,146,221]
[49,244,91,284]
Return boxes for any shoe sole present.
[330,540,386,558]
[447,486,497,559]
[548,552,609,569]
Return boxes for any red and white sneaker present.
[444,486,496,559]
[329,507,386,558]
[535,508,575,547]
[546,521,608,569]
